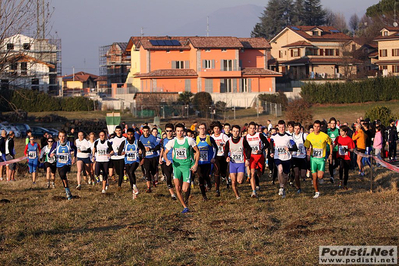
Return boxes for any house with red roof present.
[374,27,399,76]
[62,71,99,94]
[269,26,362,79]
[123,36,281,106]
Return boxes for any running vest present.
[139,135,158,159]
[292,133,307,159]
[55,141,72,167]
[75,138,90,159]
[271,133,294,161]
[246,132,263,155]
[27,142,39,160]
[228,137,245,163]
[110,135,126,160]
[327,128,339,152]
[211,133,229,156]
[196,135,214,165]
[95,140,111,163]
[173,137,193,167]
[124,139,139,164]
[42,145,55,163]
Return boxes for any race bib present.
[217,144,224,155]
[251,146,259,154]
[28,151,37,159]
[231,152,244,163]
[298,144,305,155]
[312,148,323,158]
[126,152,137,161]
[47,154,55,164]
[98,149,107,156]
[199,150,208,162]
[338,146,348,156]
[175,148,187,160]
[58,154,69,164]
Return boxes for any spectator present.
[0,130,6,180]
[5,131,16,181]
[385,119,398,162]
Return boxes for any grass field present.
[0,139,398,265]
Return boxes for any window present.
[306,48,318,56]
[319,49,324,56]
[336,49,340,56]
[291,49,300,57]
[205,49,210,52]
[279,50,283,58]
[203,60,212,69]
[221,59,233,71]
[240,78,248,92]
[393,65,399,73]
[21,62,27,75]
[325,49,334,56]
[380,49,388,57]
[352,44,356,52]
[10,62,17,71]
[383,31,388,36]
[220,79,232,93]
[172,61,185,69]
[23,43,31,50]
[312,31,319,36]
[221,49,227,52]
[392,49,399,56]
[32,78,39,91]
[7,43,14,50]
[205,79,213,93]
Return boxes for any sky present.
[48,0,379,76]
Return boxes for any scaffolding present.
[99,43,130,89]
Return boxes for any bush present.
[365,106,396,126]
[193,92,212,116]
[258,91,288,110]
[300,76,399,104]
[285,99,313,126]
[0,89,96,112]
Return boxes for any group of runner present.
[0,116,397,213]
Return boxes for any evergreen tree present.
[303,0,326,25]
[251,0,293,39]
[291,0,306,26]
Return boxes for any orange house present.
[125,36,281,94]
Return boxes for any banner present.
[0,156,27,166]
[354,149,399,173]
[106,112,121,135]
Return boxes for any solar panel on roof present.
[171,40,181,46]
[291,26,300,30]
[149,40,159,46]
[330,30,340,33]
[157,40,166,45]
[164,40,173,45]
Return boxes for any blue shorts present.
[77,157,91,164]
[229,162,245,174]
[28,159,38,173]
[274,159,291,174]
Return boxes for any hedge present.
[300,77,399,104]
[0,89,96,112]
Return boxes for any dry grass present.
[0,139,398,265]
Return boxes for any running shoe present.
[313,192,320,199]
[181,207,189,214]
[329,177,334,184]
[105,183,109,190]
[281,189,286,199]
[124,175,128,182]
[32,182,36,185]
[360,172,365,176]
[278,188,283,196]
[46,182,50,189]
[338,181,343,188]
[0,177,3,181]
[236,196,241,200]
[67,194,72,200]
[251,191,258,198]
[133,184,139,195]
[256,186,260,191]
[76,184,81,190]
[132,192,137,200]
[215,190,220,197]
[51,182,55,189]
[88,178,92,185]
[202,196,208,201]
[289,181,294,187]
[101,189,106,194]
[319,178,324,184]
[160,175,165,182]
[171,194,177,200]
[146,187,152,193]
[153,181,157,187]
[205,184,209,192]
[296,189,302,194]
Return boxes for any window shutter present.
[233,59,237,71]
[239,79,242,92]
[336,49,339,56]
[185,79,191,92]
[248,79,252,92]
[172,61,176,69]
[320,49,324,56]
[221,60,224,71]
[233,79,237,93]
[202,60,205,69]
[220,79,225,93]
[212,60,215,69]
[185,61,189,69]
[298,48,300,57]
[291,49,293,57]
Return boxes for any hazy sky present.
[50,0,379,75]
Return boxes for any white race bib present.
[58,154,69,164]
[199,150,208,162]
[126,152,137,161]
[312,148,323,158]
[28,151,37,159]
[338,145,348,156]
[231,152,244,163]
[175,148,187,160]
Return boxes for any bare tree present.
[349,14,360,34]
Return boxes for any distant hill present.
[166,4,263,37]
